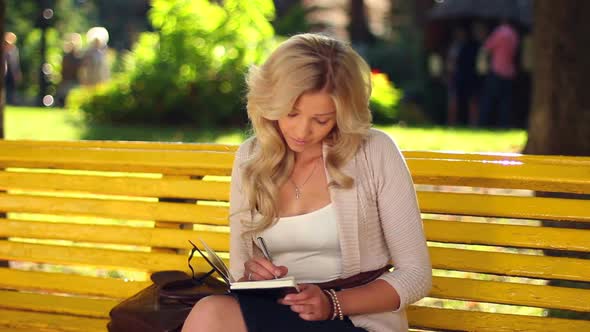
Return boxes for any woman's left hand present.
[278,284,332,321]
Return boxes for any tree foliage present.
[6,0,97,99]
[370,71,402,123]
[69,0,276,127]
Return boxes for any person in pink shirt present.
[479,20,519,127]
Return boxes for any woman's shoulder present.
[363,128,401,156]
[235,136,257,159]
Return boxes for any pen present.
[256,236,278,279]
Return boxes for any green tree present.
[70,0,276,127]
[6,0,97,100]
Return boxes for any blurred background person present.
[80,27,110,86]
[445,27,463,126]
[3,32,23,105]
[446,27,480,126]
[56,33,83,107]
[479,19,519,128]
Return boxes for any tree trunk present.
[523,0,590,156]
[524,0,590,320]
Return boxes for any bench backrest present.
[1,140,589,331]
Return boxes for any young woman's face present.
[278,91,337,154]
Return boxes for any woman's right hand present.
[240,257,288,281]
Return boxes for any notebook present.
[194,238,300,297]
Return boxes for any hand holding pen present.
[240,237,288,281]
[257,237,279,279]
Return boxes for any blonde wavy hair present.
[241,33,372,235]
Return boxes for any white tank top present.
[257,203,342,283]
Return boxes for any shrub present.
[69,0,276,127]
[370,70,402,124]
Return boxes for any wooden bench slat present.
[0,278,590,331]
[424,219,590,252]
[0,309,108,332]
[0,268,148,298]
[0,146,234,176]
[0,194,229,225]
[418,191,590,222]
[0,240,214,272]
[0,219,230,251]
[0,139,239,152]
[408,159,590,194]
[2,238,588,283]
[4,264,589,314]
[431,276,590,312]
[5,141,590,165]
[6,153,589,196]
[405,151,590,166]
[4,218,588,254]
[8,241,585,283]
[407,306,590,332]
[430,247,590,282]
[0,290,116,318]
[0,171,230,201]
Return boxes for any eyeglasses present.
[157,241,224,306]
[187,240,216,283]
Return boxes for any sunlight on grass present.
[213,131,247,144]
[5,106,86,140]
[376,125,527,152]
[5,106,527,152]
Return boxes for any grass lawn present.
[5,106,527,152]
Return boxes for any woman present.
[182,33,431,332]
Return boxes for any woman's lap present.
[233,293,367,332]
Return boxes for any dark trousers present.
[5,77,17,105]
[479,72,513,128]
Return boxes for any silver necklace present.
[290,158,320,199]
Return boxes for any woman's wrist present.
[330,289,344,320]
[322,289,343,320]
[322,289,335,320]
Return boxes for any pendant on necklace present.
[294,187,301,199]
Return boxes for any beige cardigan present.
[229,128,432,332]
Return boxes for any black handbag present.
[107,244,229,332]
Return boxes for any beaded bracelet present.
[325,288,344,320]
[322,289,337,320]
[330,289,344,320]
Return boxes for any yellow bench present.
[0,140,589,331]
